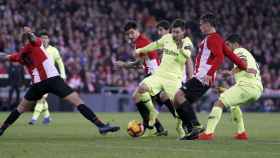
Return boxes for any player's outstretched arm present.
[186,58,194,80]
[114,58,143,69]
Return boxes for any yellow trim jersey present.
[46,45,66,79]
[233,47,263,91]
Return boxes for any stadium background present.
[0,0,279,112]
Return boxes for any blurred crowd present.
[0,0,279,111]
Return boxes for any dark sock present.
[176,100,201,132]
[1,109,22,130]
[77,104,105,128]
[135,102,149,129]
[154,119,164,132]
[180,100,201,127]
[163,99,176,118]
[152,95,164,108]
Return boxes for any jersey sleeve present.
[206,36,224,76]
[223,44,247,70]
[136,35,167,54]
[181,37,193,59]
[53,47,66,79]
[8,53,21,62]
[30,37,42,47]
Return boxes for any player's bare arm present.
[186,58,194,80]
[114,58,143,69]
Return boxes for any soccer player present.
[174,13,255,140]
[114,21,170,136]
[134,19,194,138]
[198,34,263,140]
[28,30,66,125]
[0,26,120,136]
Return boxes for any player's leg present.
[174,78,209,140]
[230,106,248,140]
[41,94,51,125]
[135,76,161,127]
[0,84,43,136]
[0,98,36,136]
[163,79,186,138]
[50,77,120,134]
[29,98,44,125]
[132,88,150,129]
[199,85,259,140]
[157,91,176,118]
[42,99,51,125]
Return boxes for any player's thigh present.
[220,85,258,108]
[163,79,181,100]
[17,98,36,112]
[48,77,74,99]
[24,84,46,102]
[139,75,163,96]
[176,77,209,104]
[34,98,45,111]
[63,92,84,106]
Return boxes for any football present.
[127,120,144,137]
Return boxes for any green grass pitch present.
[0,112,279,158]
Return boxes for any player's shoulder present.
[158,33,172,43]
[162,33,172,40]
[207,32,223,41]
[206,32,224,46]
[234,47,251,56]
[138,34,151,43]
[183,36,193,45]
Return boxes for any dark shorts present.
[24,76,74,101]
[180,77,210,103]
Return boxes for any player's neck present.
[207,28,216,35]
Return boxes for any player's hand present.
[246,68,257,75]
[202,75,212,86]
[23,26,32,34]
[133,49,142,57]
[216,86,227,94]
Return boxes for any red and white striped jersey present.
[135,34,160,75]
[194,33,247,85]
[9,38,59,84]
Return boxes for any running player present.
[198,34,263,140]
[0,26,120,136]
[134,19,194,138]
[28,30,66,125]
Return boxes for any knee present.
[132,92,139,103]
[214,100,225,108]
[159,92,169,102]
[17,102,33,113]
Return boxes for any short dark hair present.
[200,13,217,27]
[156,20,170,30]
[226,34,242,44]
[124,21,137,32]
[39,30,49,37]
[171,19,186,30]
